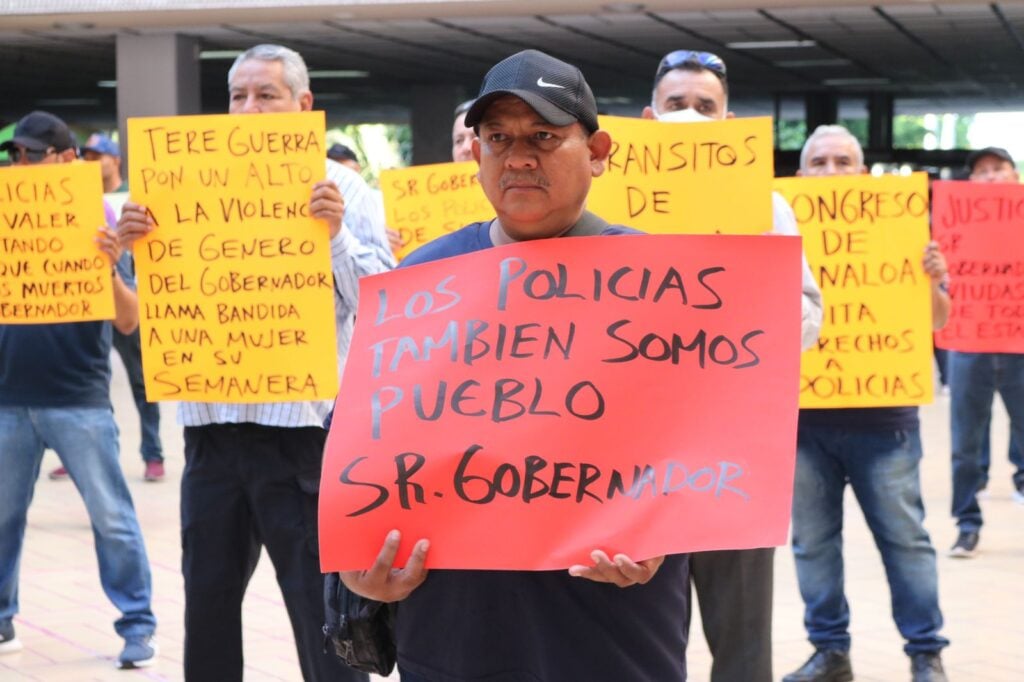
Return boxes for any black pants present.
[689,548,774,682]
[181,423,367,682]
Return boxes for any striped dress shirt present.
[178,159,395,428]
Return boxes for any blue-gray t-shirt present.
[393,220,690,682]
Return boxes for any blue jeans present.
[0,406,156,639]
[934,344,949,387]
[950,352,1024,531]
[978,427,1024,489]
[111,328,163,463]
[792,425,947,655]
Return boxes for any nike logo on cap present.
[536,77,565,89]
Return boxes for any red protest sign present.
[320,234,802,571]
[933,180,1024,352]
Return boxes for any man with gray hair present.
[783,124,950,682]
[119,43,392,682]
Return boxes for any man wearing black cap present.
[948,146,1024,559]
[338,50,690,681]
[0,111,157,667]
[967,146,1019,184]
[642,49,823,682]
[962,147,1024,503]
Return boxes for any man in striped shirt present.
[119,44,393,682]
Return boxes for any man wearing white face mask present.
[642,49,824,682]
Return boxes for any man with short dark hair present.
[327,142,362,172]
[48,132,166,483]
[642,49,823,682]
[338,50,691,682]
[451,99,476,163]
[119,44,391,682]
[948,145,1024,558]
[784,124,950,682]
[0,110,157,668]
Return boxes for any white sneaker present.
[0,622,23,655]
[117,635,158,669]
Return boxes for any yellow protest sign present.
[1,161,115,323]
[589,115,774,234]
[775,173,933,408]
[381,161,491,260]
[127,111,339,403]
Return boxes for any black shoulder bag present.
[322,573,397,675]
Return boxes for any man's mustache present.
[499,172,550,190]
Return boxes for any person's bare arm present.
[96,225,138,334]
[924,241,951,330]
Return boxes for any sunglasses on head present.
[655,50,727,82]
[8,146,57,163]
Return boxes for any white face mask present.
[654,107,715,123]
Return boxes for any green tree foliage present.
[893,114,974,149]
[776,119,807,150]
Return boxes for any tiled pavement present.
[2,360,1022,681]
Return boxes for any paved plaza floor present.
[2,360,1022,681]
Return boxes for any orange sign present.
[933,180,1024,352]
[381,161,490,260]
[0,162,114,323]
[127,111,339,402]
[589,115,774,234]
[320,234,803,571]
[775,173,934,407]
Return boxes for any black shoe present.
[782,649,853,682]
[0,620,23,655]
[948,530,979,558]
[911,652,948,682]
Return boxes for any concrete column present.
[115,33,201,170]
[805,93,838,133]
[867,92,894,153]
[411,84,462,165]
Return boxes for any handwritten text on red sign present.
[320,234,802,570]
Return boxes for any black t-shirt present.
[395,221,690,681]
[798,406,919,431]
[0,320,113,408]
[0,253,134,409]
